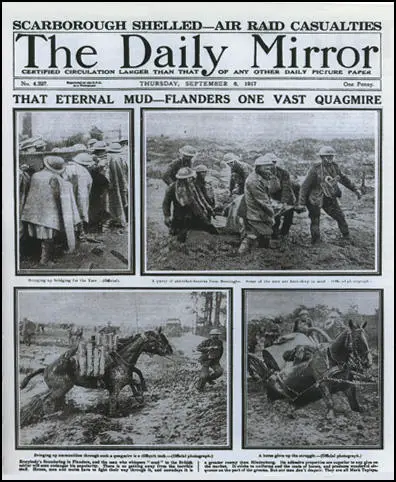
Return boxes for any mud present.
[245,372,382,448]
[146,175,376,273]
[18,332,229,447]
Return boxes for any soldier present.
[87,138,97,153]
[18,164,31,240]
[62,152,93,239]
[163,167,218,243]
[293,309,313,334]
[196,328,224,392]
[223,152,253,196]
[119,137,129,179]
[162,145,197,185]
[263,153,300,240]
[20,156,80,265]
[106,142,128,228]
[295,146,362,244]
[238,156,275,254]
[194,164,216,211]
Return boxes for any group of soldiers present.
[161,145,362,253]
[19,138,129,265]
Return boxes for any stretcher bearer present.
[163,145,197,186]
[163,167,218,243]
[223,152,253,196]
[239,156,275,254]
[295,146,362,244]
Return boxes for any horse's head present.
[347,320,373,371]
[142,327,173,356]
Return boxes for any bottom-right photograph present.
[243,289,383,449]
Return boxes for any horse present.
[20,328,173,417]
[250,320,373,418]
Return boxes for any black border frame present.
[14,108,136,276]
[241,288,384,450]
[14,286,233,451]
[140,107,382,276]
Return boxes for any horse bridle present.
[327,329,368,373]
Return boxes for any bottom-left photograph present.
[15,288,232,449]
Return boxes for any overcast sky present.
[246,290,380,318]
[18,111,129,142]
[18,291,199,329]
[146,110,376,142]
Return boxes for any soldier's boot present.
[238,235,257,254]
[338,221,351,240]
[196,377,207,392]
[39,240,53,265]
[310,221,321,245]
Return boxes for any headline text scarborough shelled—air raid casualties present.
[13,20,382,32]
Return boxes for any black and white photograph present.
[243,289,383,449]
[16,110,132,274]
[15,288,231,449]
[142,109,380,275]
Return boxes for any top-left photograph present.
[16,109,133,275]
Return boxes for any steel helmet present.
[223,152,240,164]
[263,152,279,164]
[195,164,208,173]
[107,142,122,153]
[72,152,95,167]
[43,156,66,174]
[179,145,197,157]
[209,328,222,336]
[175,167,196,179]
[254,155,275,166]
[318,146,336,157]
[92,140,107,151]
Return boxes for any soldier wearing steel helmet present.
[162,145,197,186]
[162,167,218,243]
[194,164,216,212]
[238,155,276,254]
[295,146,362,244]
[196,328,224,392]
[259,152,300,240]
[223,152,253,196]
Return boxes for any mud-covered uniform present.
[299,160,359,243]
[243,171,274,246]
[195,177,216,218]
[229,160,253,195]
[269,166,300,238]
[163,158,191,186]
[196,338,224,391]
[162,182,218,242]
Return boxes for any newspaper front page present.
[2,2,394,479]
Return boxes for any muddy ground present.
[18,331,229,448]
[19,226,130,273]
[245,367,382,449]
[146,174,376,273]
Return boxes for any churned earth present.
[18,332,229,448]
[245,363,382,449]
[19,227,130,273]
[146,175,376,273]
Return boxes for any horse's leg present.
[132,367,146,392]
[108,387,120,417]
[345,385,362,412]
[318,382,336,419]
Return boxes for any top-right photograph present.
[143,109,380,275]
